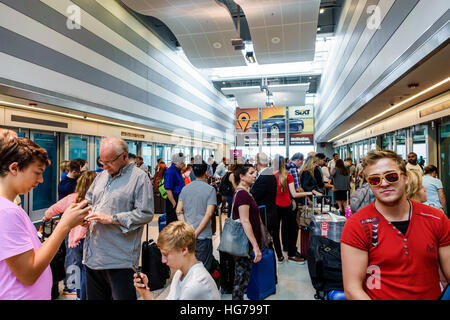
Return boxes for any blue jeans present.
[65,237,86,300]
[226,195,233,218]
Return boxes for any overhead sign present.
[289,105,314,119]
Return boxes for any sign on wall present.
[289,105,314,145]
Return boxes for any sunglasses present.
[366,171,401,186]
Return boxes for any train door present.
[29,131,58,222]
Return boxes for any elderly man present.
[164,152,186,225]
[83,137,154,300]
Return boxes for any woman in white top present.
[134,221,220,300]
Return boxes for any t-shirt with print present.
[232,189,262,245]
[341,200,450,300]
[275,173,294,207]
[179,180,217,240]
[0,196,52,300]
[166,262,220,300]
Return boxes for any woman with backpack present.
[330,159,351,215]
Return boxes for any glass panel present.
[95,138,101,170]
[165,146,172,163]
[126,140,138,155]
[439,119,450,215]
[68,136,88,160]
[413,127,427,166]
[142,143,153,172]
[396,130,407,160]
[31,132,57,218]
[156,145,164,163]
[288,145,315,159]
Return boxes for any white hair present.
[100,137,128,155]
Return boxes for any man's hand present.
[85,212,114,225]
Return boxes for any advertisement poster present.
[288,105,314,145]
[236,108,258,146]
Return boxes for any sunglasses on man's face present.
[366,171,401,186]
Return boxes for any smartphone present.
[132,265,143,281]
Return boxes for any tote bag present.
[218,190,250,257]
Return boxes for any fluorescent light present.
[328,77,450,142]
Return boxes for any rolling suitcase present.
[141,224,170,290]
[153,190,165,214]
[299,226,310,259]
[246,248,276,300]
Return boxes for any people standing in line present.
[214,157,228,180]
[230,164,262,300]
[83,137,154,300]
[164,153,186,225]
[43,171,97,300]
[273,155,313,263]
[345,157,356,195]
[0,134,90,300]
[330,159,351,215]
[134,221,220,300]
[406,152,424,175]
[189,157,196,182]
[176,158,217,270]
[328,153,339,172]
[182,164,192,186]
[354,156,366,189]
[60,160,70,180]
[250,153,280,260]
[135,156,149,176]
[341,149,450,300]
[153,159,166,191]
[299,156,323,197]
[128,153,137,165]
[316,153,333,193]
[58,158,86,200]
[422,165,446,212]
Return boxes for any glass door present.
[156,145,164,163]
[126,140,138,155]
[412,126,427,166]
[438,119,449,215]
[142,143,153,173]
[66,135,88,161]
[30,131,58,221]
[396,130,407,160]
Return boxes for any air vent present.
[11,115,68,128]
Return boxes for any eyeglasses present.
[366,171,401,186]
[100,152,124,166]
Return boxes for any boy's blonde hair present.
[157,221,196,253]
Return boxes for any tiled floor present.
[58,213,316,300]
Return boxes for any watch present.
[111,214,119,225]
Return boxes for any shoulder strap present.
[231,188,246,220]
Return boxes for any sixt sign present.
[289,105,314,119]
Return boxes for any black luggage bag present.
[307,235,344,300]
[141,224,170,291]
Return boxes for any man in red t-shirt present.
[341,150,450,300]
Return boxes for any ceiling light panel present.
[122,0,246,68]
[234,0,321,65]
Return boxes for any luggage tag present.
[320,221,329,238]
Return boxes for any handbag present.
[258,205,273,249]
[218,190,250,257]
[297,197,313,228]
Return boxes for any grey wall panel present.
[0,0,234,125]
[69,0,233,111]
[0,27,231,133]
[316,0,420,138]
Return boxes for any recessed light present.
[317,27,321,31]
[271,37,280,44]
[213,42,222,49]
[320,8,325,14]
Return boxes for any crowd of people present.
[0,128,448,300]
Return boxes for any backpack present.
[350,183,374,213]
[219,172,234,197]
[158,177,168,199]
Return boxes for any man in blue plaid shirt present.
[287,152,304,191]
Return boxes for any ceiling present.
[121,0,247,68]
[221,82,309,108]
[233,0,321,64]
[320,41,450,142]
[121,0,342,68]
